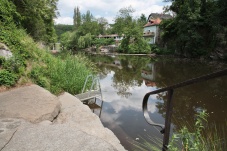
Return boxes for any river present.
[88,55,227,150]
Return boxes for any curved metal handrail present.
[142,68,227,151]
[143,90,165,132]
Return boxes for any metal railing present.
[142,68,227,151]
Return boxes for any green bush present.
[29,53,96,94]
[46,54,95,94]
[0,69,18,86]
[151,44,173,55]
[92,38,115,48]
[0,56,5,66]
[2,56,25,74]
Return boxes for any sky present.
[54,0,171,25]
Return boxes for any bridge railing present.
[142,68,227,151]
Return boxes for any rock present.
[0,85,61,123]
[1,122,118,151]
[0,118,25,150]
[0,87,126,151]
[0,43,12,59]
[55,92,126,151]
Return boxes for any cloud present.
[56,0,171,25]
[54,17,73,25]
[100,71,158,114]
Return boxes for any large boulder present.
[0,85,61,123]
[0,118,25,150]
[0,92,126,151]
[1,120,119,151]
[55,92,126,151]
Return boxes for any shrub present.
[47,54,95,94]
[29,53,96,95]
[92,38,115,48]
[2,56,26,75]
[0,56,5,66]
[0,69,18,86]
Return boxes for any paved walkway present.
[0,85,126,151]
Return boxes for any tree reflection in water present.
[89,55,227,149]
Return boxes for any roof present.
[143,18,161,27]
[148,13,172,20]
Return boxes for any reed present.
[132,110,227,151]
[30,52,96,95]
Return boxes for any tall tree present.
[112,6,135,35]
[137,13,147,26]
[82,10,93,23]
[97,17,108,34]
[73,6,81,29]
[10,0,58,43]
[113,6,150,53]
[161,0,226,57]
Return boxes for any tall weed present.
[30,53,96,94]
[133,110,227,151]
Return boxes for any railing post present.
[162,89,174,151]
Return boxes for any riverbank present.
[87,51,227,70]
[0,85,126,151]
[86,51,156,57]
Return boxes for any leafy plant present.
[133,110,227,151]
[168,110,227,151]
[0,56,5,66]
[0,69,18,86]
[2,56,25,75]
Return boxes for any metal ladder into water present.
[75,75,103,102]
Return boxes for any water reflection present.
[88,55,227,150]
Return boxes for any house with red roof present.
[143,13,172,44]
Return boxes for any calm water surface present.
[88,55,227,150]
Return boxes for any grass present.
[29,52,97,95]
[0,23,97,95]
[132,110,227,151]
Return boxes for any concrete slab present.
[0,85,61,123]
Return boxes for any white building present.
[143,13,172,44]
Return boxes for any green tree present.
[112,6,135,35]
[97,17,108,34]
[82,10,94,23]
[78,33,92,48]
[73,6,81,29]
[161,0,217,57]
[161,0,227,58]
[137,13,147,26]
[0,0,21,26]
[54,24,74,40]
[114,6,150,54]
[10,0,58,43]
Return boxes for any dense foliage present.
[0,0,95,94]
[160,0,227,58]
[60,8,102,51]
[58,6,150,54]
[8,0,58,43]
[54,24,74,40]
[114,6,151,54]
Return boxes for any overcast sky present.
[54,0,171,25]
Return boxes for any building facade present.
[143,13,172,44]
